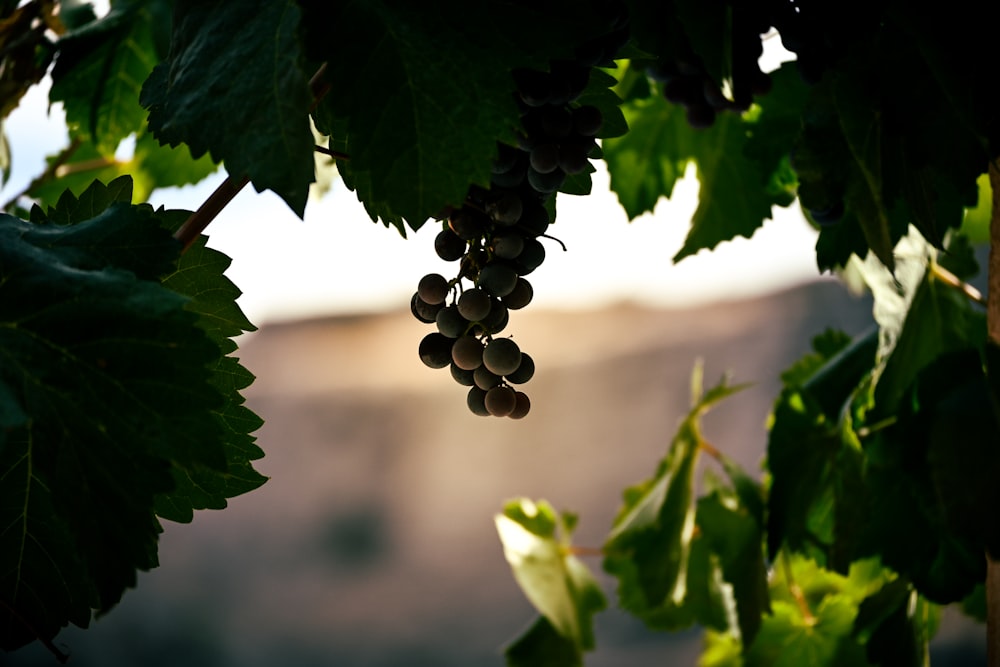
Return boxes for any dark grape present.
[558,141,591,174]
[506,353,535,384]
[435,305,468,338]
[502,278,533,310]
[485,385,517,417]
[517,201,550,237]
[451,362,476,386]
[477,298,509,335]
[527,166,565,194]
[435,229,467,261]
[457,288,492,321]
[419,333,454,369]
[508,391,531,419]
[483,337,522,376]
[512,238,545,275]
[467,386,491,416]
[529,144,560,174]
[417,273,449,304]
[452,334,484,370]
[449,209,487,240]
[493,233,524,259]
[474,366,502,390]
[572,105,603,136]
[479,262,519,297]
[487,192,523,226]
[411,292,444,323]
[540,105,573,138]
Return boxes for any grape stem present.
[779,550,816,626]
[315,145,350,160]
[174,62,338,251]
[538,232,567,251]
[929,261,985,304]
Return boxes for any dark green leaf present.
[853,579,936,667]
[0,203,226,650]
[310,0,612,230]
[505,615,581,667]
[141,0,314,216]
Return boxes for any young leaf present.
[504,615,582,667]
[496,498,605,652]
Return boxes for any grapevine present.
[1,0,999,665]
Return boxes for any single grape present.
[449,209,486,240]
[476,298,509,335]
[457,288,492,321]
[451,362,476,386]
[557,141,591,174]
[485,385,517,417]
[467,386,491,416]
[411,292,444,323]
[527,166,565,194]
[493,233,524,260]
[436,305,469,338]
[506,353,535,384]
[572,105,603,136]
[451,334,484,370]
[529,143,560,174]
[483,337,522,376]
[435,228,467,261]
[419,332,454,369]
[417,273,449,304]
[512,238,545,275]
[486,192,523,226]
[508,391,531,419]
[479,262,519,297]
[491,142,521,174]
[513,69,551,107]
[502,278,533,310]
[517,200,550,237]
[474,366,503,390]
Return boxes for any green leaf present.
[603,69,787,260]
[309,0,612,230]
[496,498,605,651]
[0,201,228,650]
[745,598,871,667]
[604,367,745,629]
[766,331,874,571]
[50,1,168,154]
[853,579,937,667]
[154,208,265,523]
[141,0,314,217]
[696,490,770,647]
[504,615,582,667]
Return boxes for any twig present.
[174,61,341,251]
[315,145,349,160]
[780,551,815,626]
[930,262,986,305]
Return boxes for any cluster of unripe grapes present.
[413,3,628,417]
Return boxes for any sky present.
[2,41,825,327]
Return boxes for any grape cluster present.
[648,3,774,129]
[412,2,629,417]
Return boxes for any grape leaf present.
[0,200,229,650]
[495,498,605,652]
[504,615,582,667]
[853,579,936,667]
[154,208,266,522]
[603,367,745,629]
[308,0,611,231]
[140,0,314,217]
[745,598,872,667]
[602,67,789,261]
[50,1,169,154]
[766,331,872,571]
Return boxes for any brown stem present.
[987,161,1000,667]
[930,262,986,305]
[173,175,250,250]
[173,62,339,251]
[314,145,350,160]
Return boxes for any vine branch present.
[173,62,340,251]
[986,160,1000,667]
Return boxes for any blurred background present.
[3,72,988,665]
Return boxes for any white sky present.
[3,42,824,326]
